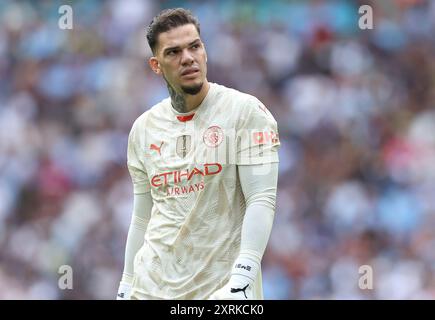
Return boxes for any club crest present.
[203,126,223,148]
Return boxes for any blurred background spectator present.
[0,0,434,299]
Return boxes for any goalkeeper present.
[117,8,279,300]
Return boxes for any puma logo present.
[150,142,163,156]
[230,284,249,299]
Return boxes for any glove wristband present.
[117,282,132,300]
[117,273,133,300]
[230,250,261,286]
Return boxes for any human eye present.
[166,49,179,56]
[191,43,201,50]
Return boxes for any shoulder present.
[129,98,170,134]
[214,83,268,112]
[128,98,170,149]
[212,82,257,105]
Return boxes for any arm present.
[117,192,152,299]
[239,163,277,257]
[117,118,152,299]
[209,162,278,300]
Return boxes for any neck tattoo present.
[168,84,188,113]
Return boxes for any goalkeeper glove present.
[116,273,133,300]
[208,250,260,300]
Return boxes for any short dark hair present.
[146,8,201,54]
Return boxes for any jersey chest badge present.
[203,126,223,148]
[176,135,191,158]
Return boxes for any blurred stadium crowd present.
[1,0,435,299]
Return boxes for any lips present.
[181,68,199,76]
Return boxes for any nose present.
[180,48,194,66]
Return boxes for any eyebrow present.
[163,39,201,54]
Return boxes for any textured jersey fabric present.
[127,82,280,299]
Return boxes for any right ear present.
[148,57,162,75]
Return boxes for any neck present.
[168,81,210,113]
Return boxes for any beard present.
[163,73,204,96]
[180,82,203,95]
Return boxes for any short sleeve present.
[236,98,280,165]
[127,120,151,194]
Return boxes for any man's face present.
[151,24,207,95]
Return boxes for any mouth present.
[181,68,200,77]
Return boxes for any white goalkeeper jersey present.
[127,82,280,299]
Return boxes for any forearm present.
[209,163,278,300]
[238,205,274,263]
[120,192,153,283]
[239,163,277,259]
